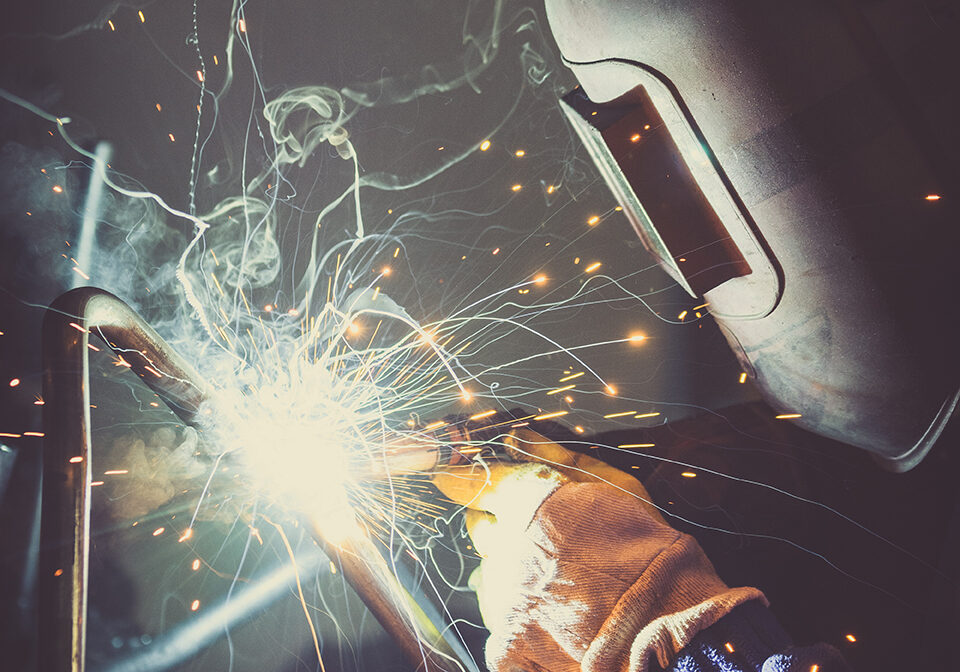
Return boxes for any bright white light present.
[199,362,366,543]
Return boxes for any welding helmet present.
[545,0,959,470]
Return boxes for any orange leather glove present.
[433,429,765,672]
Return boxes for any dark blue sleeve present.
[667,601,851,672]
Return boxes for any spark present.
[574,426,584,433]
[168,133,176,142]
[739,372,748,384]
[724,642,735,653]
[469,409,496,421]
[510,184,522,192]
[533,410,567,420]
[52,185,63,193]
[559,371,584,382]
[23,431,44,437]
[603,411,635,419]
[196,70,204,82]
[678,310,688,320]
[776,413,802,419]
[924,194,941,201]
[238,18,247,32]
[845,634,857,643]
[618,443,655,449]
[584,262,602,273]
[0,433,21,438]
[424,420,446,430]
[179,528,194,542]
[479,140,491,151]
[138,10,145,23]
[191,558,201,571]
[681,471,697,478]
[635,412,660,419]
[191,600,200,611]
[8,378,20,387]
[514,149,525,157]
[152,527,165,536]
[546,185,555,194]
[107,20,115,31]
[546,384,575,395]
[630,133,641,142]
[587,215,600,226]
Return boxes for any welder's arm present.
[433,429,848,672]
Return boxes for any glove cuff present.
[583,532,767,672]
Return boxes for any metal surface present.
[40,287,466,671]
[545,0,959,470]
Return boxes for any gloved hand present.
[433,428,765,672]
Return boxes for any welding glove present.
[433,428,765,672]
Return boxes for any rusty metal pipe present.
[40,287,466,672]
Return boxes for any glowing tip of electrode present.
[382,266,392,276]
[460,390,472,402]
[533,274,547,285]
[347,321,361,335]
[178,528,193,543]
[629,333,646,343]
[605,385,617,395]
[480,140,491,151]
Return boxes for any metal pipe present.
[40,287,466,672]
